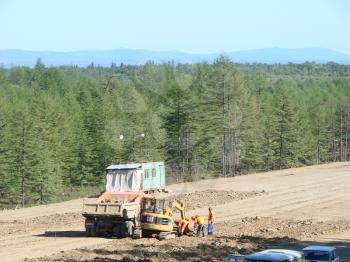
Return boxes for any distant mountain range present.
[1,48,350,67]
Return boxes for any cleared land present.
[0,162,349,261]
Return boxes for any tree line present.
[0,57,350,208]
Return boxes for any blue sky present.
[1,0,349,53]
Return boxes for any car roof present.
[245,252,291,261]
[265,249,303,258]
[302,245,335,252]
[245,249,302,261]
[244,250,293,261]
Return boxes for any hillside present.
[1,47,350,67]
[0,162,349,261]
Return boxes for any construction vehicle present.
[134,193,175,240]
[164,199,192,236]
[83,191,177,239]
[82,162,185,239]
[83,191,143,237]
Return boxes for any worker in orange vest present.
[191,215,205,237]
[208,207,215,235]
[174,217,191,236]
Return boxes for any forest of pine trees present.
[1,57,350,208]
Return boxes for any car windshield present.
[304,251,329,261]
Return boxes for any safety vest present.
[195,216,205,225]
[208,210,215,223]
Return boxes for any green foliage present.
[0,60,350,208]
[161,74,197,178]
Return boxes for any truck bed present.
[82,198,139,218]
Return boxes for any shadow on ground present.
[35,230,87,238]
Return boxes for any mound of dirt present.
[27,217,350,262]
[168,190,265,210]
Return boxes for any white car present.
[302,246,339,262]
[227,249,305,262]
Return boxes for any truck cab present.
[302,246,339,262]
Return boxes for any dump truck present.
[82,162,181,239]
[83,191,143,237]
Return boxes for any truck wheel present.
[120,223,127,238]
[86,228,92,237]
[113,224,122,237]
[86,226,96,237]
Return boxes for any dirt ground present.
[167,190,265,210]
[1,162,350,262]
[26,217,350,262]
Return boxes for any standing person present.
[208,207,215,235]
[191,215,205,237]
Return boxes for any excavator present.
[133,193,175,240]
[135,196,190,240]
[164,199,193,236]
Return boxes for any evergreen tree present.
[161,81,196,179]
[0,60,350,207]
[271,86,299,169]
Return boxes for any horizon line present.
[0,47,350,56]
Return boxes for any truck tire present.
[120,223,127,238]
[86,226,96,237]
[113,224,122,237]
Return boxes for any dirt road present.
[0,162,349,261]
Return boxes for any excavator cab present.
[142,195,165,214]
[133,194,175,239]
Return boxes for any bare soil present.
[26,217,350,262]
[167,190,265,210]
[0,162,349,262]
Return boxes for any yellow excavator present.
[164,199,192,236]
[134,195,189,239]
[163,199,185,219]
[134,194,175,239]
